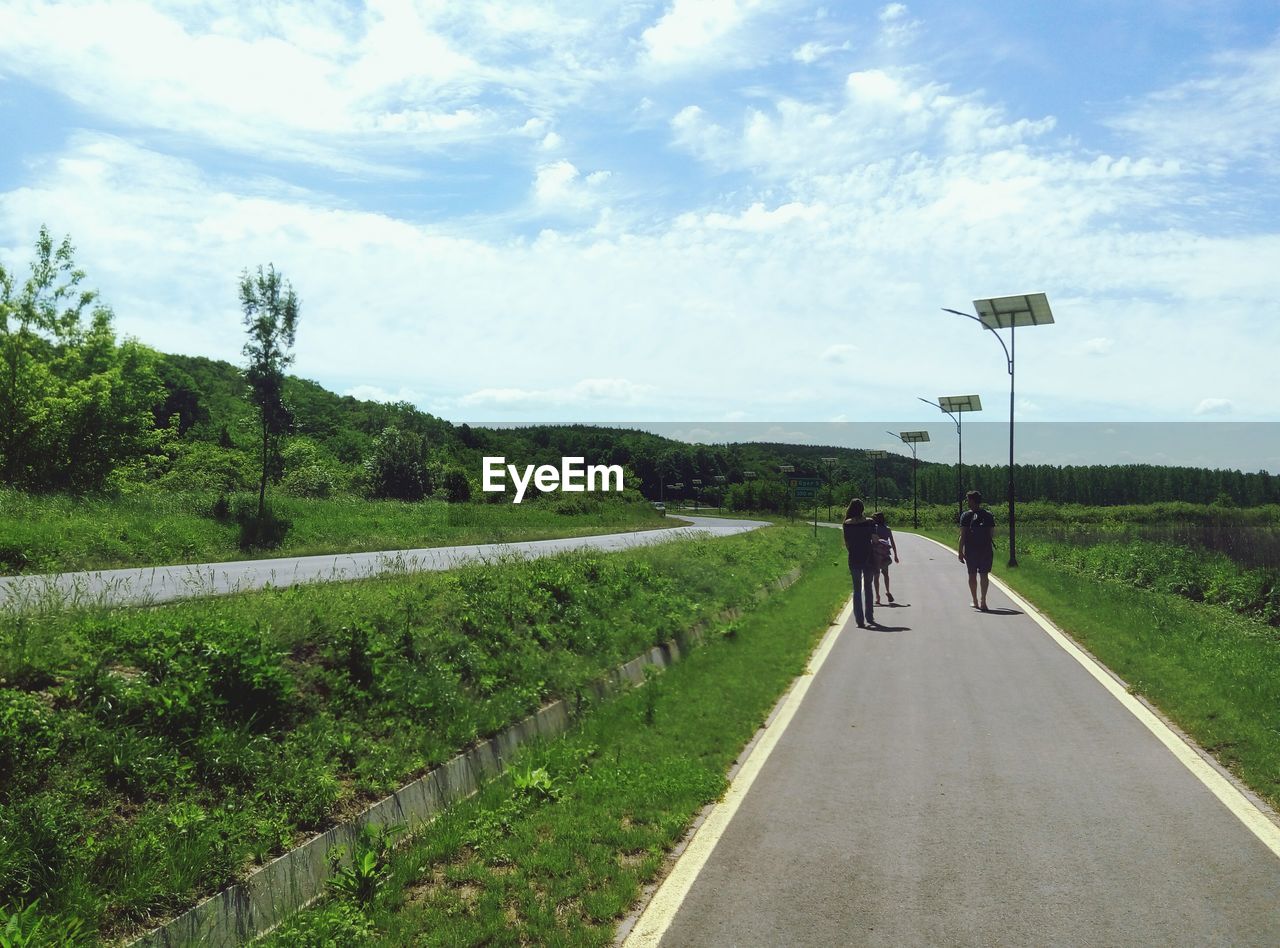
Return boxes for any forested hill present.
[157,353,458,466]
[145,353,1278,508]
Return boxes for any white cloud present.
[672,68,1057,174]
[458,378,656,411]
[540,132,564,150]
[685,200,825,231]
[0,1,635,171]
[532,159,612,212]
[1078,337,1113,356]
[344,384,428,404]
[641,0,770,68]
[1195,398,1234,416]
[877,3,919,47]
[821,343,859,363]
[1108,35,1280,172]
[793,40,848,63]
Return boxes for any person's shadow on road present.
[865,622,910,632]
[978,607,1021,616]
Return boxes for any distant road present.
[0,515,769,610]
[626,531,1280,947]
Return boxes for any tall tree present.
[0,226,161,491]
[240,264,299,519]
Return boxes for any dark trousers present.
[849,563,874,625]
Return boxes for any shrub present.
[440,468,472,503]
[153,441,257,493]
[362,427,430,501]
[280,439,349,499]
[236,504,291,550]
[209,494,232,522]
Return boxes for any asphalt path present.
[0,515,768,610]
[628,530,1280,947]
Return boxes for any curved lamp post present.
[887,430,930,528]
[919,394,982,523]
[943,293,1055,567]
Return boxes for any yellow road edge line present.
[622,596,855,947]
[915,532,1280,860]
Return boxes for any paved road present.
[630,530,1280,947]
[0,516,768,610]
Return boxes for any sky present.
[2,0,1279,468]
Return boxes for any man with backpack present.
[958,490,996,611]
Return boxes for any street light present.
[779,465,796,522]
[691,478,703,513]
[866,450,888,512]
[820,457,839,522]
[943,293,1055,567]
[886,430,930,528]
[919,394,982,523]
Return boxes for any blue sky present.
[2,1,1278,465]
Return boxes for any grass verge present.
[0,490,668,575]
[0,525,819,942]
[259,529,850,946]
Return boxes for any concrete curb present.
[129,566,803,947]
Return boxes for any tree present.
[240,264,299,519]
[363,425,430,500]
[152,359,209,435]
[0,226,162,491]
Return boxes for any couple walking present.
[840,499,899,628]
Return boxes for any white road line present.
[622,597,855,947]
[915,532,1280,861]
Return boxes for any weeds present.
[0,900,92,947]
[327,824,403,906]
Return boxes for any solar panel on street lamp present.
[945,294,1056,567]
[974,292,1054,329]
[888,431,930,527]
[938,394,983,414]
[920,395,982,521]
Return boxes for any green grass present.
[259,528,851,947]
[0,489,669,575]
[0,525,821,942]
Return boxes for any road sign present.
[789,476,821,499]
